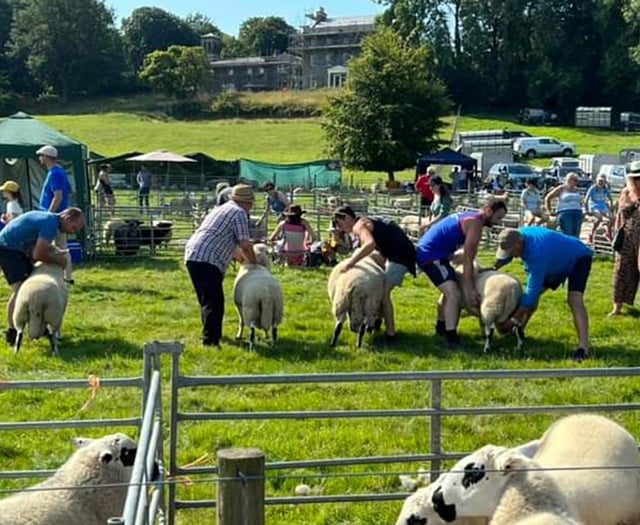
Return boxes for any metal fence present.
[159,342,640,524]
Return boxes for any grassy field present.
[2,108,640,523]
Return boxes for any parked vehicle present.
[487,163,542,190]
[455,129,531,147]
[470,150,515,180]
[516,108,558,125]
[513,136,576,159]
[546,158,591,189]
[597,164,627,190]
[578,153,619,178]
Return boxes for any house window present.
[228,69,234,76]
[247,67,253,75]
[258,67,265,75]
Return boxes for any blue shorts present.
[567,255,592,293]
[588,202,608,214]
[421,259,456,287]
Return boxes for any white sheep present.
[233,243,284,350]
[327,256,385,348]
[102,217,127,245]
[487,452,583,525]
[0,433,140,525]
[400,214,424,239]
[393,196,414,209]
[451,250,523,352]
[428,414,640,525]
[13,261,68,355]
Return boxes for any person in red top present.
[415,166,436,211]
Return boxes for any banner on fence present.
[239,158,342,189]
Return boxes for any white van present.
[597,164,627,190]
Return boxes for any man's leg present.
[568,291,589,350]
[382,262,408,338]
[186,261,225,346]
[423,260,459,344]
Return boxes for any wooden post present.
[217,448,265,525]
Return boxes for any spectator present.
[333,206,416,342]
[494,227,594,362]
[0,208,84,345]
[450,166,460,191]
[184,184,258,348]
[416,198,507,348]
[415,166,435,211]
[36,145,74,284]
[269,204,318,266]
[0,180,24,227]
[544,172,583,237]
[426,175,453,227]
[520,178,547,226]
[258,181,290,226]
[95,163,116,214]
[584,174,613,244]
[609,163,640,316]
[136,164,152,213]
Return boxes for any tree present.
[322,27,449,181]
[139,45,211,99]
[8,0,127,101]
[122,7,200,72]
[185,12,220,37]
[238,16,295,56]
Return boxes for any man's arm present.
[342,219,376,271]
[32,238,67,268]
[461,218,483,308]
[48,190,63,212]
[239,240,257,264]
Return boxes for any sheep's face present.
[253,243,271,269]
[432,445,519,521]
[396,480,450,525]
[73,433,139,477]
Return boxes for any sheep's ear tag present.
[100,451,114,464]
[72,437,94,449]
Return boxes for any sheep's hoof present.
[13,331,23,355]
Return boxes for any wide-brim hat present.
[283,204,305,216]
[628,160,640,176]
[0,180,20,193]
[230,184,255,203]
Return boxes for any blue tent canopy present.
[417,147,477,171]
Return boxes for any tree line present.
[2,0,640,119]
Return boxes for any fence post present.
[217,448,265,525]
[430,378,442,482]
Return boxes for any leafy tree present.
[220,34,248,58]
[238,16,295,56]
[185,12,220,37]
[122,7,200,72]
[322,27,449,181]
[8,0,127,101]
[139,45,211,99]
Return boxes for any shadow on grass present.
[56,336,142,361]
[82,257,182,272]
[77,282,166,297]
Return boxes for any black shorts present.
[567,255,592,293]
[0,247,32,285]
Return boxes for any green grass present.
[3,109,640,523]
[1,251,639,524]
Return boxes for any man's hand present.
[465,288,481,311]
[340,260,354,273]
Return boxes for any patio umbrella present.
[126,149,197,189]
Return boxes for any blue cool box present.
[68,240,83,264]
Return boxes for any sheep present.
[13,261,67,356]
[102,217,127,245]
[327,256,385,348]
[400,214,424,238]
[450,249,523,352]
[392,196,414,209]
[138,220,173,249]
[428,414,640,525]
[487,452,583,525]
[233,243,284,350]
[0,433,140,525]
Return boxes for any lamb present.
[0,433,140,525]
[450,249,523,352]
[13,261,68,355]
[428,414,640,525]
[487,452,583,525]
[102,217,127,245]
[233,243,284,350]
[400,214,424,238]
[327,256,385,348]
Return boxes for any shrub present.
[167,99,211,119]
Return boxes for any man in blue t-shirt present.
[37,145,74,283]
[494,227,594,362]
[0,208,84,345]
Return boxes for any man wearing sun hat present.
[36,144,74,283]
[494,226,594,362]
[184,184,258,348]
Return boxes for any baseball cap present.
[35,145,58,158]
[0,180,19,193]
[495,228,523,261]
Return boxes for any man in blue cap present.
[494,227,594,362]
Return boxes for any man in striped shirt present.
[184,184,258,347]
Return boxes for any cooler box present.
[68,240,83,264]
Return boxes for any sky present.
[107,0,386,36]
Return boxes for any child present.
[0,180,24,229]
[269,205,317,266]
